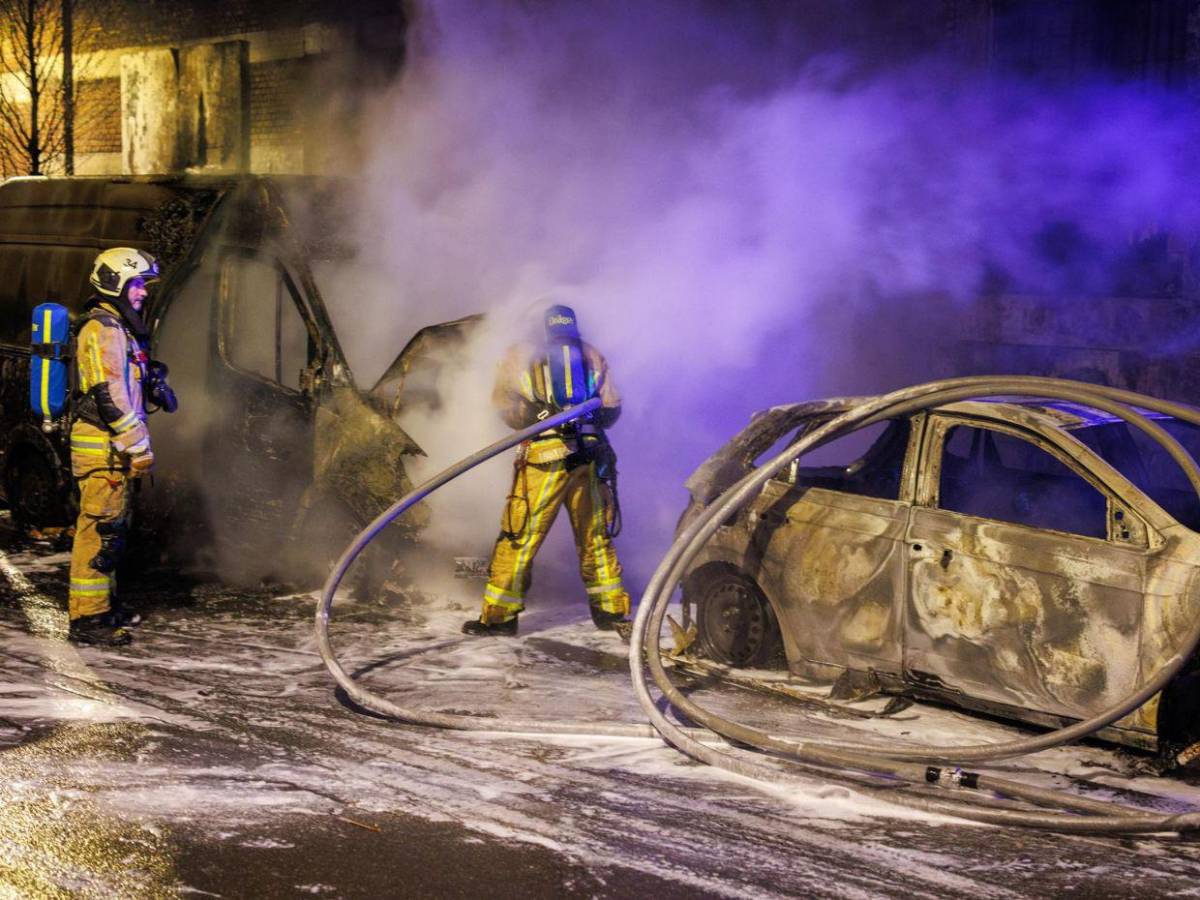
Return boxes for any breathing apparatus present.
[543,304,621,536]
[144,360,177,413]
[31,249,178,430]
[501,304,622,540]
[543,304,589,410]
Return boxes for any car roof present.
[936,398,1186,431]
[773,395,1190,433]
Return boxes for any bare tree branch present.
[0,0,104,174]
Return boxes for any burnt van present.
[0,175,434,580]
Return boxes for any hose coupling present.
[925,766,980,789]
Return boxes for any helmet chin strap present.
[90,290,149,339]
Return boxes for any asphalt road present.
[4,524,1200,898]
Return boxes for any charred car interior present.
[679,395,1200,757]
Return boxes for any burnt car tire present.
[1158,668,1200,767]
[4,448,68,530]
[688,567,783,668]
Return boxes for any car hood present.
[369,314,484,419]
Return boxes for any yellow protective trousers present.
[481,456,630,624]
[67,426,128,620]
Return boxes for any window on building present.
[225,255,309,391]
[938,424,1107,538]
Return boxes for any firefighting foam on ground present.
[9,0,1200,896]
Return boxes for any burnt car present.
[678,396,1200,753]
[0,175,453,580]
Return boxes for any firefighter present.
[464,303,631,637]
[67,248,160,646]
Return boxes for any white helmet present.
[89,247,160,298]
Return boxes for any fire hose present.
[315,398,672,738]
[316,377,1200,834]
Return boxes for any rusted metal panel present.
[905,507,1145,719]
[752,482,908,677]
[311,386,427,532]
[684,397,868,505]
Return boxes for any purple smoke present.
[330,0,1200,590]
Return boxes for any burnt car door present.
[208,248,315,563]
[747,416,921,679]
[904,415,1152,719]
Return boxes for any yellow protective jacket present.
[71,301,151,458]
[493,340,621,463]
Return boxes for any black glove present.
[591,442,618,480]
[145,361,178,413]
[594,406,620,428]
[520,398,555,426]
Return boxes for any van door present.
[208,249,315,563]
[905,416,1150,719]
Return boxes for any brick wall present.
[75,77,121,155]
[249,59,306,149]
[248,57,311,173]
[48,0,405,175]
[83,0,406,53]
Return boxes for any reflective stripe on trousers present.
[68,437,127,620]
[480,459,630,624]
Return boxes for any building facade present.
[2,0,406,178]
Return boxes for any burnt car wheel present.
[1158,667,1200,767]
[4,449,67,530]
[690,568,782,668]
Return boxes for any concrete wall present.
[120,49,179,175]
[179,41,250,172]
[957,292,1200,400]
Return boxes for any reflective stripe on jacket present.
[75,304,151,455]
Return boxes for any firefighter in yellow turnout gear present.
[67,248,161,646]
[465,304,630,637]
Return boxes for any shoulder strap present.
[83,309,121,330]
[69,309,128,408]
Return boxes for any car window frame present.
[215,248,316,396]
[773,413,925,505]
[1067,417,1200,536]
[918,413,1155,549]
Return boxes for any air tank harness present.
[499,416,621,541]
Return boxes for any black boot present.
[69,612,132,646]
[589,605,629,631]
[462,616,519,637]
[590,606,633,642]
[108,603,142,628]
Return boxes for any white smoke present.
[319,0,1200,593]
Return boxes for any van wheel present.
[4,449,65,530]
[689,568,782,668]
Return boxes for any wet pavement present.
[5,522,1200,897]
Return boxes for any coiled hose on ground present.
[316,398,714,740]
[316,377,1200,834]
